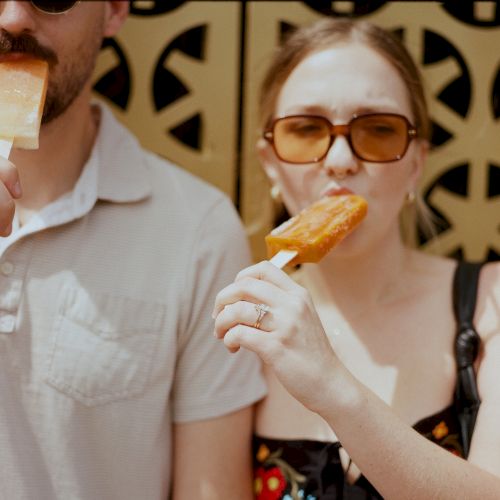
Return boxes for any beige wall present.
[94,1,500,262]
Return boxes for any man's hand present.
[0,157,21,236]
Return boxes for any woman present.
[213,18,500,499]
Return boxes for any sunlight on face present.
[265,43,423,256]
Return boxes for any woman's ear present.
[409,138,429,191]
[257,137,280,186]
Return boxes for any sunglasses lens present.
[351,114,409,162]
[273,116,331,164]
[269,114,412,164]
[31,0,78,14]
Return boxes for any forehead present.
[276,43,413,118]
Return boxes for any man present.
[0,2,265,499]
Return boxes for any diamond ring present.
[253,303,270,330]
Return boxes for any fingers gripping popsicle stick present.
[266,194,368,269]
[0,59,49,158]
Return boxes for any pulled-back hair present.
[259,18,430,141]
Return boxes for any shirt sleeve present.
[172,195,267,422]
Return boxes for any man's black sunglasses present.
[29,0,80,15]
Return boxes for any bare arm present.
[172,406,255,500]
[214,261,500,499]
[317,361,500,499]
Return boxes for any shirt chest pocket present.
[46,288,165,407]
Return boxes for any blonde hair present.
[259,18,430,140]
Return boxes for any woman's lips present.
[322,186,354,198]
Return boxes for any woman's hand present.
[213,261,338,413]
[0,156,21,236]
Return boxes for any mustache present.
[0,30,58,65]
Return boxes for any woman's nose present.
[321,135,360,179]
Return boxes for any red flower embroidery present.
[254,466,286,500]
[447,447,462,457]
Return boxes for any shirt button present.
[0,314,15,333]
[0,261,14,276]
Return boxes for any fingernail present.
[12,181,22,198]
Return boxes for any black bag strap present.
[452,261,483,458]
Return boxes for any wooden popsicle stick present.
[0,138,13,158]
[269,249,298,269]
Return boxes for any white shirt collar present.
[95,101,152,203]
[0,101,152,256]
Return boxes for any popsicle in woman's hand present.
[266,194,368,268]
[0,59,49,158]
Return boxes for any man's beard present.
[41,50,99,124]
[0,28,103,125]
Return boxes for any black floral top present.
[253,403,463,500]
[252,261,483,500]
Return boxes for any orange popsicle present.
[0,59,49,157]
[266,194,368,268]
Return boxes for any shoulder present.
[97,100,232,215]
[479,261,500,294]
[477,261,500,328]
[477,261,500,330]
[144,151,229,207]
[96,101,244,242]
[140,152,244,240]
[476,262,500,391]
[469,262,500,467]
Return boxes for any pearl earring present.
[270,184,282,202]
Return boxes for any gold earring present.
[405,191,416,204]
